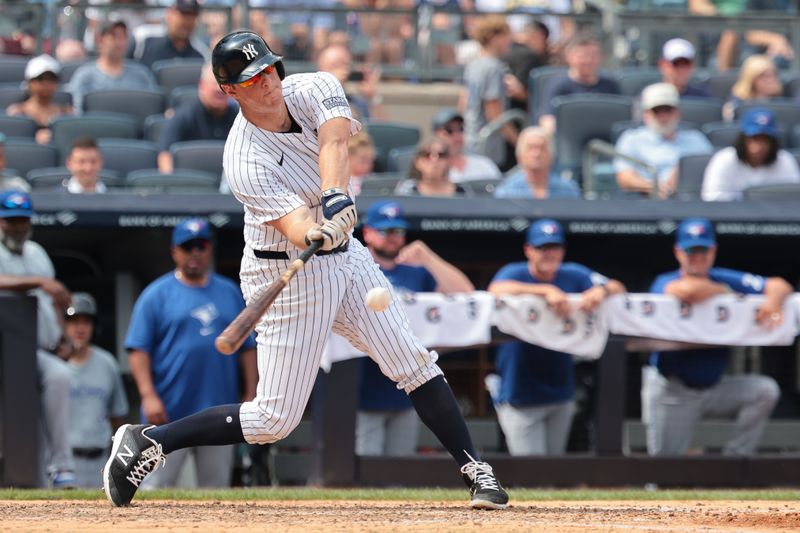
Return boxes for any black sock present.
[146,404,245,455]
[409,375,479,467]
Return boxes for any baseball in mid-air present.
[365,287,391,312]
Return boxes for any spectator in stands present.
[357,200,474,456]
[64,137,107,194]
[702,108,800,201]
[68,20,158,112]
[643,217,788,456]
[6,54,74,145]
[494,126,579,199]
[462,16,518,172]
[249,0,338,61]
[488,219,625,456]
[0,190,75,487]
[504,19,551,113]
[125,218,257,489]
[55,39,87,64]
[348,131,376,196]
[538,35,621,136]
[432,108,502,184]
[63,292,129,488]
[317,43,386,121]
[723,55,783,121]
[614,83,713,198]
[158,65,237,173]
[344,0,413,65]
[134,0,207,69]
[658,39,711,98]
[396,140,470,196]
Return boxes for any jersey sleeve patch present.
[322,96,349,110]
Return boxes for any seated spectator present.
[658,39,711,98]
[317,43,385,121]
[133,0,208,69]
[643,217,788,456]
[494,127,580,199]
[702,109,800,201]
[615,83,713,198]
[158,65,238,173]
[68,20,158,112]
[348,131,376,196]
[64,138,107,194]
[396,140,470,197]
[63,292,129,488]
[539,34,621,136]
[723,55,783,121]
[6,55,74,145]
[487,219,625,456]
[432,108,502,183]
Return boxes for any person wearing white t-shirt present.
[702,108,800,201]
[432,108,502,184]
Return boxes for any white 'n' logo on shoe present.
[116,444,134,466]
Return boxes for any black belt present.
[72,447,106,459]
[254,241,348,259]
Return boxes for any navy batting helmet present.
[212,31,285,85]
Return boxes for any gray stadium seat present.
[527,66,568,122]
[743,182,800,200]
[705,70,739,100]
[59,59,90,84]
[98,139,159,176]
[4,139,58,176]
[82,89,166,132]
[0,85,72,109]
[679,97,723,126]
[27,166,121,190]
[702,121,790,149]
[0,55,29,84]
[615,67,662,97]
[50,112,138,163]
[126,168,220,192]
[386,145,416,174]
[734,99,800,129]
[363,121,421,173]
[0,115,38,139]
[675,152,714,200]
[151,58,204,96]
[170,140,225,180]
[357,174,404,196]
[144,113,169,144]
[168,85,199,110]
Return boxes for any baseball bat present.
[215,240,323,355]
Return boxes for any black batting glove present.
[321,187,357,234]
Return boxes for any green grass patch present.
[1,487,799,501]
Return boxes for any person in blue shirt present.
[125,218,257,487]
[357,200,474,456]
[493,127,581,200]
[487,219,625,455]
[643,217,790,456]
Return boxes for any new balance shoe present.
[460,454,509,510]
[50,470,76,489]
[103,424,164,506]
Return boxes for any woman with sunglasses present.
[396,140,471,197]
[6,55,73,145]
[723,55,783,122]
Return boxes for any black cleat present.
[103,424,165,506]
[461,453,509,510]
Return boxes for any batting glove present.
[305,218,349,251]
[321,188,357,234]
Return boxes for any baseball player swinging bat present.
[215,239,323,355]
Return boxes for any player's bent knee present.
[756,376,781,406]
[240,400,302,445]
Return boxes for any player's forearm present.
[128,350,159,400]
[427,255,474,293]
[488,280,555,297]
[268,206,318,249]
[0,275,47,292]
[664,278,728,303]
[764,277,793,308]
[616,169,654,193]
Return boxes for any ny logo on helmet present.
[242,43,258,61]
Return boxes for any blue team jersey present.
[358,264,437,411]
[491,262,604,406]
[125,272,256,421]
[650,267,766,388]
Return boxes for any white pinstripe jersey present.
[222,71,361,253]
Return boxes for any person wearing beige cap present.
[6,54,74,145]
[614,83,713,198]
[658,38,711,98]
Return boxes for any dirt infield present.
[3,499,800,532]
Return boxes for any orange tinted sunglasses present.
[238,64,275,88]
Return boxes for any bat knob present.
[215,336,238,355]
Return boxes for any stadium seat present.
[610,120,699,144]
[675,152,714,200]
[0,85,72,109]
[679,97,723,126]
[743,182,800,200]
[615,67,662,97]
[705,70,739,100]
[363,121,421,173]
[0,115,38,139]
[27,166,121,190]
[144,113,169,144]
[170,140,225,180]
[702,121,790,149]
[50,112,138,163]
[386,145,416,174]
[0,55,29,84]
[168,85,199,111]
[151,58,204,96]
[126,168,220,192]
[59,59,90,84]
[4,139,58,176]
[98,139,159,177]
[82,89,166,132]
[463,178,500,197]
[527,66,568,122]
[357,174,404,196]
[734,99,800,129]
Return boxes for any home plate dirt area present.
[3,500,800,532]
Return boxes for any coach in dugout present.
[487,219,625,455]
[643,218,790,456]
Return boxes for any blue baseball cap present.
[526,219,565,247]
[676,217,716,250]
[364,201,409,230]
[172,217,211,246]
[0,190,34,218]
[740,108,778,138]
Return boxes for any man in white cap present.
[614,82,713,198]
[658,38,711,98]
